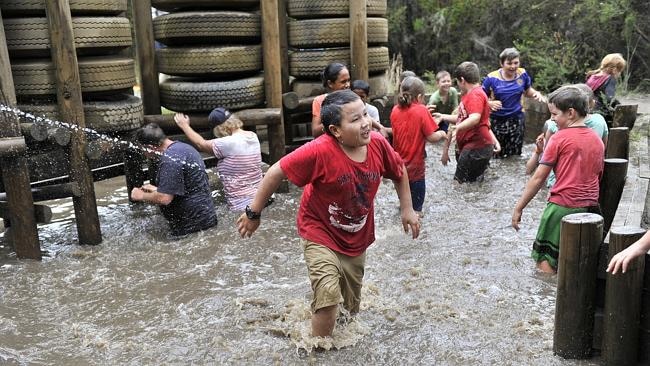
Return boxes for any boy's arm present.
[237,162,287,238]
[511,164,552,231]
[525,87,546,102]
[607,231,650,274]
[174,113,214,154]
[455,113,481,132]
[130,186,174,205]
[425,130,446,143]
[392,165,420,239]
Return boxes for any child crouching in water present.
[390,76,446,214]
[512,85,604,273]
[237,89,420,337]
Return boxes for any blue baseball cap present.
[208,107,232,126]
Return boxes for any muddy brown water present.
[0,140,612,365]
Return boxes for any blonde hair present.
[213,115,244,137]
[397,76,425,108]
[587,53,626,76]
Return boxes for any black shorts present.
[454,145,493,183]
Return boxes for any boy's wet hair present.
[135,123,166,146]
[320,89,361,136]
[547,85,589,117]
[435,70,451,81]
[397,76,425,108]
[499,47,520,64]
[321,62,348,88]
[454,62,480,84]
[351,79,370,94]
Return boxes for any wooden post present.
[130,0,160,115]
[606,127,629,160]
[261,0,286,164]
[0,9,41,259]
[554,212,603,359]
[349,0,368,81]
[640,254,650,363]
[599,158,628,234]
[612,104,638,129]
[277,0,290,93]
[45,1,102,245]
[602,226,646,366]
[123,147,145,202]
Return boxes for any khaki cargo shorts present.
[302,239,366,313]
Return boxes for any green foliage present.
[387,0,650,92]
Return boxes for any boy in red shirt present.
[512,85,604,273]
[237,89,420,337]
[449,62,495,183]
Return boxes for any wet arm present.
[237,162,287,238]
[130,187,173,206]
[391,165,420,239]
[512,164,552,230]
[455,113,481,132]
[311,114,324,137]
[607,231,650,274]
[174,113,213,154]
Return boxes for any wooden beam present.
[0,202,52,224]
[0,8,41,259]
[349,0,368,81]
[143,108,281,133]
[130,0,160,115]
[261,0,286,164]
[45,0,102,245]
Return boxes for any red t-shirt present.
[280,132,405,256]
[455,87,493,151]
[540,126,604,207]
[389,101,439,181]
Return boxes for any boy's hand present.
[401,209,420,239]
[606,244,647,274]
[173,113,190,129]
[493,140,502,154]
[534,133,545,154]
[511,208,522,231]
[142,183,157,193]
[130,187,145,201]
[488,100,502,112]
[237,213,260,238]
[441,150,450,166]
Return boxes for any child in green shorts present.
[237,89,420,337]
[512,85,604,273]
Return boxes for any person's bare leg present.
[536,260,556,274]
[311,305,338,337]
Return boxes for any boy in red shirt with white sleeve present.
[237,89,420,338]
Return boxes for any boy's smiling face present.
[330,99,371,147]
[548,103,572,129]
[437,75,452,92]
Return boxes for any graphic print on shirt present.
[328,171,377,232]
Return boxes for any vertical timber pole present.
[349,0,368,81]
[131,0,160,115]
[554,213,603,359]
[599,158,628,234]
[261,0,286,164]
[602,226,646,366]
[0,9,40,259]
[606,127,629,160]
[45,1,102,245]
[277,0,290,93]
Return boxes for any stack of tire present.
[286,0,389,143]
[151,0,264,117]
[1,0,143,183]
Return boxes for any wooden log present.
[144,108,281,133]
[130,0,160,115]
[0,137,26,156]
[0,8,40,259]
[602,226,646,365]
[123,148,146,202]
[282,92,300,110]
[349,0,368,81]
[45,1,102,245]
[599,158,628,234]
[612,104,638,129]
[554,212,603,359]
[277,0,290,93]
[0,182,81,202]
[261,0,286,164]
[606,127,629,159]
[640,254,650,363]
[0,202,52,224]
[23,122,71,146]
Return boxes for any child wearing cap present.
[174,108,262,211]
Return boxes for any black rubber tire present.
[289,17,388,47]
[18,94,143,133]
[4,17,132,57]
[0,0,128,16]
[153,11,260,46]
[12,56,136,96]
[291,74,387,98]
[156,45,262,77]
[151,0,259,11]
[289,47,389,78]
[287,0,386,18]
[159,75,265,113]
